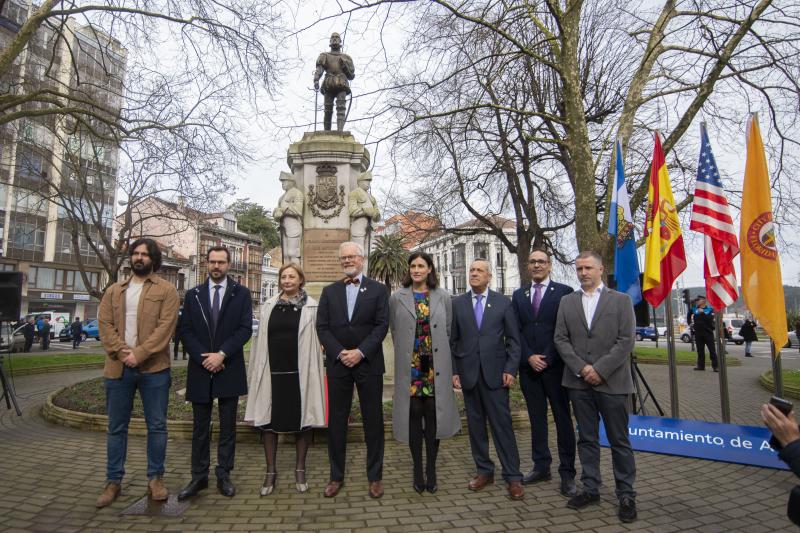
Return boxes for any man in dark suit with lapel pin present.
[554,251,637,523]
[512,248,577,497]
[451,258,524,500]
[177,246,253,500]
[316,241,390,499]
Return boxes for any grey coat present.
[389,287,461,444]
[554,286,635,394]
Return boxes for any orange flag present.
[643,132,687,307]
[740,114,787,350]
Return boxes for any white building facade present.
[417,221,521,296]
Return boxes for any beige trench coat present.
[244,294,327,429]
[389,287,461,443]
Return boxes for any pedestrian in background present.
[39,317,51,351]
[738,319,758,358]
[71,317,83,349]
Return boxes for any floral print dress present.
[410,291,434,397]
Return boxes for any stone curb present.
[637,357,741,366]
[43,388,531,443]
[758,370,800,399]
[7,361,105,376]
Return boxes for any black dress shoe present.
[426,482,438,494]
[177,477,208,501]
[217,477,236,498]
[522,469,551,485]
[560,479,577,497]
[566,491,600,510]
[413,482,425,494]
[618,497,637,523]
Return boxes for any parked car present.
[787,330,798,348]
[58,319,100,342]
[679,318,745,344]
[0,323,26,352]
[635,326,659,341]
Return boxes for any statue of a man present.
[348,170,380,257]
[274,171,304,265]
[313,32,355,132]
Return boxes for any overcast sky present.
[221,2,799,293]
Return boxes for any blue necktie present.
[474,294,484,329]
[211,285,221,331]
[532,283,543,316]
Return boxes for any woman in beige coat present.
[389,252,460,494]
[245,263,326,496]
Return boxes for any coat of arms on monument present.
[308,163,345,223]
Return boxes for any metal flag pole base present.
[664,296,680,418]
[771,341,783,397]
[715,312,731,423]
[630,354,665,416]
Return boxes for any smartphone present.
[770,395,794,415]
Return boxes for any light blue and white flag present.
[608,139,642,305]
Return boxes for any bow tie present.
[344,277,360,286]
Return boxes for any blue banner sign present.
[599,414,788,470]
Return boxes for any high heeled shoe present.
[260,472,277,497]
[295,469,309,493]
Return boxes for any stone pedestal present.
[286,131,370,283]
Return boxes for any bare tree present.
[323,0,800,279]
[0,0,285,292]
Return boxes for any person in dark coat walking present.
[71,317,84,349]
[23,317,35,352]
[177,246,253,500]
[739,319,758,357]
[39,317,51,350]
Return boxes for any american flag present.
[689,123,739,310]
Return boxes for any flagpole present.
[772,341,783,397]
[715,311,730,422]
[664,295,679,417]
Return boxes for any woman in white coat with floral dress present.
[245,263,326,496]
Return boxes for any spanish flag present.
[643,131,687,307]
[740,114,787,350]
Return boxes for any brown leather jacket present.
[98,272,180,378]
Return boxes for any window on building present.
[474,242,489,260]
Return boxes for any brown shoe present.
[468,473,494,491]
[507,481,524,500]
[148,477,168,501]
[368,480,384,499]
[95,482,121,508]
[323,480,343,498]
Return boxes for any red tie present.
[344,277,360,286]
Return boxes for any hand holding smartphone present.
[769,395,794,416]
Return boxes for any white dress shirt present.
[580,282,604,328]
[345,273,363,321]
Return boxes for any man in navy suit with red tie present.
[511,247,577,497]
[316,241,389,499]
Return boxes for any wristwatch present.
[219,350,227,359]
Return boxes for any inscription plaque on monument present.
[304,228,350,281]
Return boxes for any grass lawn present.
[51,366,530,423]
[4,353,106,372]
[634,346,740,365]
[762,369,800,389]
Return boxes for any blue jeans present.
[105,367,171,482]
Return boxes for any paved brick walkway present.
[0,341,798,532]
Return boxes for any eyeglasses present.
[528,259,549,265]
[339,255,362,262]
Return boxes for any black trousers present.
[328,371,384,482]
[191,396,238,480]
[23,337,34,352]
[519,369,576,479]
[695,334,718,369]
